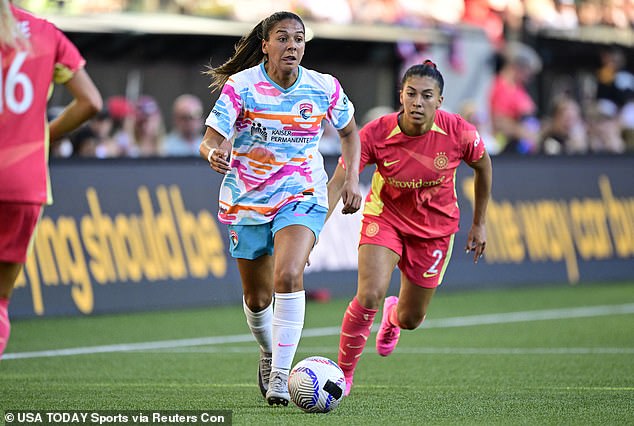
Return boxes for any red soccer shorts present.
[0,201,42,263]
[359,215,455,288]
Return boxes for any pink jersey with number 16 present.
[0,4,85,204]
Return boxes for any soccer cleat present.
[258,349,272,399]
[376,296,401,357]
[344,376,353,396]
[266,370,290,406]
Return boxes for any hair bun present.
[422,60,437,69]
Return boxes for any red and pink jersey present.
[0,5,85,204]
[350,110,486,239]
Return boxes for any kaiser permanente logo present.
[14,186,227,316]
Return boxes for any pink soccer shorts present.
[359,215,455,288]
[0,201,42,263]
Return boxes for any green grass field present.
[2,281,633,425]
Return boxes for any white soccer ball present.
[288,356,346,413]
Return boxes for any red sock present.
[0,298,10,359]
[338,297,377,379]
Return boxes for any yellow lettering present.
[156,186,187,279]
[138,187,166,280]
[197,210,227,278]
[83,188,117,283]
[600,175,634,257]
[56,217,93,314]
[570,198,613,260]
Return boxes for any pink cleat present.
[376,296,400,357]
[344,376,353,396]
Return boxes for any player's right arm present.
[199,126,231,174]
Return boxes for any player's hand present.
[207,142,231,175]
[340,178,362,215]
[465,224,486,264]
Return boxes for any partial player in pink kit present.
[328,60,492,395]
[0,0,102,358]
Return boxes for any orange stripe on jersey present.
[220,192,308,218]
[243,110,326,130]
[233,150,307,166]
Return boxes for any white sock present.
[243,297,273,353]
[271,291,305,373]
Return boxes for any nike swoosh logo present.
[383,160,400,167]
[278,343,296,347]
[423,271,438,278]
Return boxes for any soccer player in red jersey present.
[0,0,102,359]
[328,60,492,395]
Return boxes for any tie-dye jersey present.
[205,63,354,225]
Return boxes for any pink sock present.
[0,298,10,359]
[338,297,377,379]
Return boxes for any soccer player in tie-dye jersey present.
[199,11,362,406]
[328,61,493,396]
[0,0,102,359]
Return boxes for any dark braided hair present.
[401,60,444,95]
[204,11,305,93]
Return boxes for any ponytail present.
[204,21,266,93]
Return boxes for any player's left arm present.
[336,117,362,215]
[465,150,492,264]
[49,68,102,142]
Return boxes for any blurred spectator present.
[163,94,205,156]
[553,0,579,29]
[602,0,630,28]
[70,126,100,157]
[595,47,634,110]
[462,0,505,49]
[47,106,73,158]
[459,100,501,155]
[106,95,136,157]
[577,0,603,26]
[621,99,634,151]
[300,0,353,24]
[489,41,542,154]
[133,95,165,157]
[349,0,402,24]
[538,94,588,155]
[586,99,626,153]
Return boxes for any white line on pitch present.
[3,303,634,361]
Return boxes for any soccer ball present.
[288,356,345,413]
[288,356,346,413]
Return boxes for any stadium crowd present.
[37,0,634,157]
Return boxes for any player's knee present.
[244,293,273,311]
[356,290,383,310]
[274,267,303,292]
[397,312,425,330]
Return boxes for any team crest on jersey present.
[250,121,268,141]
[365,222,379,237]
[434,152,449,170]
[299,102,313,120]
[230,230,239,247]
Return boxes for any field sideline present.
[1,281,633,425]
